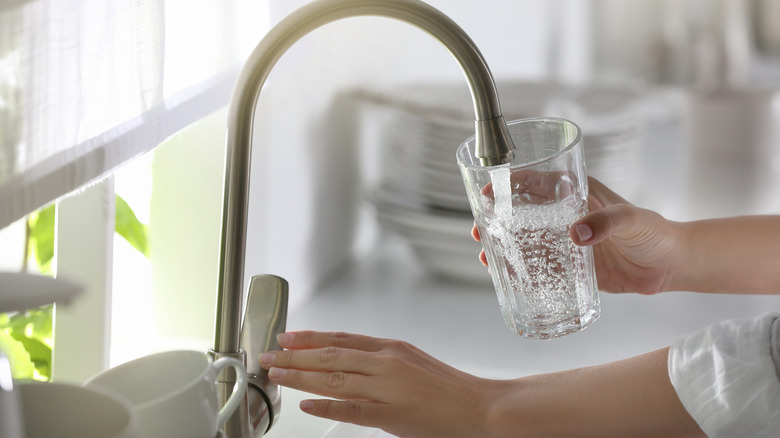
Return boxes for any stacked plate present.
[358,81,646,283]
[369,183,485,283]
[379,107,473,211]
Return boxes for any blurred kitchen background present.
[1,1,780,430]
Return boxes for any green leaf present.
[0,330,35,380]
[2,305,54,380]
[115,194,150,258]
[29,306,54,346]
[28,204,56,274]
[12,336,51,379]
[8,305,53,347]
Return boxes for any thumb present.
[570,204,638,246]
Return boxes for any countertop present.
[265,234,780,438]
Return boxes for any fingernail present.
[277,332,294,346]
[574,224,593,242]
[258,352,275,367]
[300,400,315,411]
[268,367,286,379]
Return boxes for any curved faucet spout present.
[212,0,515,436]
[215,0,514,353]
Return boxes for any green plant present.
[0,305,53,380]
[0,194,148,381]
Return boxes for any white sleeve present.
[668,313,780,437]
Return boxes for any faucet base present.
[209,348,274,438]
[211,274,288,438]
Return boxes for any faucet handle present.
[240,274,288,435]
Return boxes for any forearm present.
[487,348,704,438]
[672,215,780,294]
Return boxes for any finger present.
[570,223,594,246]
[480,181,493,198]
[259,346,379,375]
[277,331,390,352]
[571,204,639,246]
[299,399,390,429]
[471,223,481,241]
[268,367,383,401]
[479,250,488,267]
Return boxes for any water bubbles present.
[483,200,591,332]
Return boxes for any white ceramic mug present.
[85,350,247,438]
[18,381,138,438]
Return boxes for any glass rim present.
[456,117,582,170]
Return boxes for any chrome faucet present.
[208,0,516,436]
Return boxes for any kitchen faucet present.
[208,0,516,436]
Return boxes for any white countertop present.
[265,235,780,438]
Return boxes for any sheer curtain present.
[0,0,267,229]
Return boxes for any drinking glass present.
[457,117,600,339]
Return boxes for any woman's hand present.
[567,177,682,294]
[259,331,704,438]
[258,331,502,438]
[473,177,682,294]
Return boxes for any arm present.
[490,347,704,438]
[672,216,780,294]
[259,331,704,438]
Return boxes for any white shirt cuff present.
[668,313,780,437]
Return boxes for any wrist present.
[484,378,534,438]
[665,220,698,292]
[667,216,780,294]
